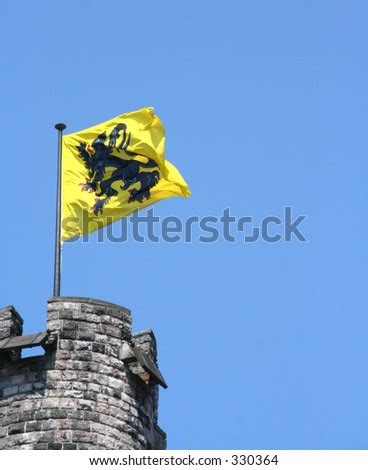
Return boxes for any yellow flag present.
[61,107,191,240]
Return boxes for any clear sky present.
[1,1,367,450]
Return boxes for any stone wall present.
[0,297,166,450]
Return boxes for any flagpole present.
[53,123,66,297]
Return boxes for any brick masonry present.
[0,297,166,450]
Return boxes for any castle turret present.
[0,297,166,450]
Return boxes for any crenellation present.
[133,330,157,358]
[0,306,24,362]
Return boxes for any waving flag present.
[61,107,191,240]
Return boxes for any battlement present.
[0,297,166,450]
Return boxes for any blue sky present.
[1,1,367,449]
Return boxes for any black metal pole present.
[53,123,66,297]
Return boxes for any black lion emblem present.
[76,123,160,215]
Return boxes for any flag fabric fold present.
[61,107,191,240]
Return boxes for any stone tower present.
[0,297,167,450]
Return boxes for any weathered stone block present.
[32,382,45,391]
[76,330,95,341]
[63,443,77,450]
[26,421,42,432]
[92,343,105,354]
[50,409,68,419]
[19,383,33,394]
[8,422,25,435]
[3,385,19,397]
[34,410,51,421]
[34,443,47,450]
[48,442,63,450]
[37,431,56,443]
